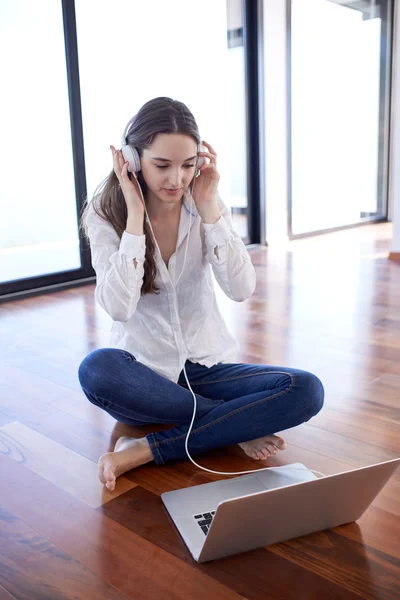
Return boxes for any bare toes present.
[106,479,116,491]
[98,457,106,484]
[273,436,287,450]
[105,473,116,491]
[103,461,117,491]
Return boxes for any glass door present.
[75,0,249,241]
[226,0,249,241]
[289,0,393,236]
[0,0,83,285]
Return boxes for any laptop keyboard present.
[194,511,216,536]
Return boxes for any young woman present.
[78,97,324,491]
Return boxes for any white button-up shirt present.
[86,190,257,383]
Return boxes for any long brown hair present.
[79,97,201,295]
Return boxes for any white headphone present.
[120,117,206,176]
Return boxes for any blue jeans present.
[78,348,324,466]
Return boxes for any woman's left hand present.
[192,141,221,224]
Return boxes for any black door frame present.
[243,0,266,247]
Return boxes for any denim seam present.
[152,372,295,448]
[179,370,291,386]
[147,433,165,464]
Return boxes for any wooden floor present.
[0,222,399,600]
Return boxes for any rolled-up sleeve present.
[202,194,256,301]
[86,200,146,322]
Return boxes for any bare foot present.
[98,436,154,491]
[238,434,287,461]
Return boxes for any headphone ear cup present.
[196,143,206,172]
[196,156,205,170]
[121,145,141,173]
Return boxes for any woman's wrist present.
[197,198,221,224]
[126,212,144,236]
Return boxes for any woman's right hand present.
[110,145,145,217]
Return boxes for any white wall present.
[390,0,400,253]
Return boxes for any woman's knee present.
[297,370,325,419]
[78,347,122,393]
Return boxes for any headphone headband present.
[121,117,204,175]
[121,117,134,148]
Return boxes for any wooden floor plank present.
[0,413,13,428]
[309,372,400,453]
[0,583,18,600]
[0,380,122,461]
[0,421,136,507]
[268,529,400,600]
[0,506,129,600]
[0,363,119,432]
[0,360,118,432]
[309,406,400,453]
[336,505,400,562]
[278,424,399,476]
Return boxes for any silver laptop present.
[161,458,400,563]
